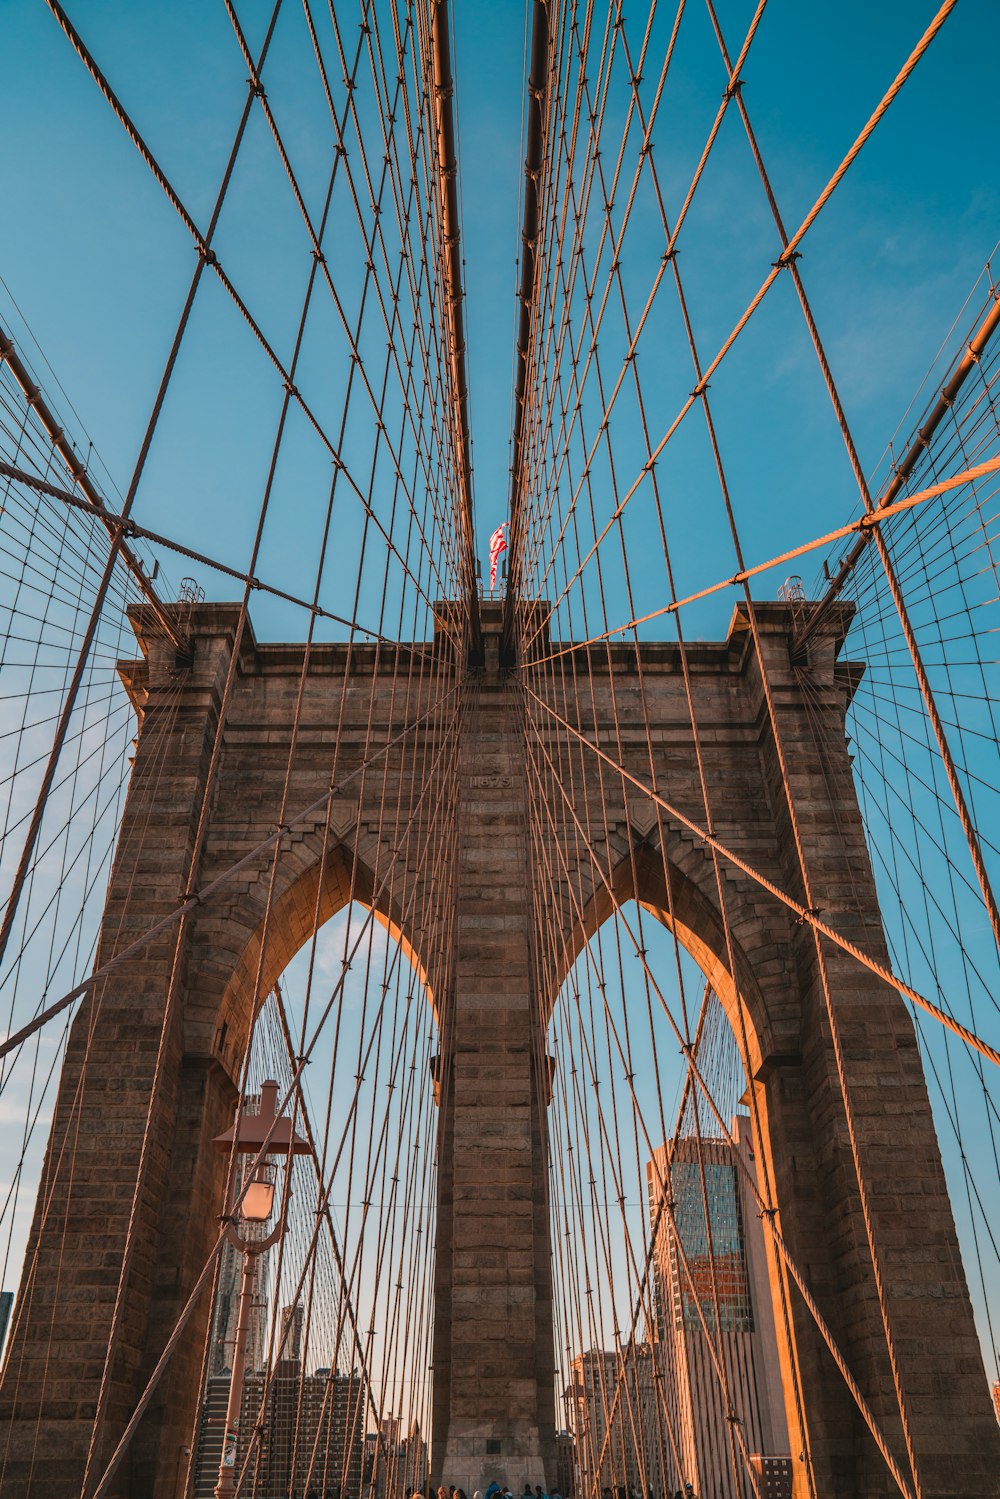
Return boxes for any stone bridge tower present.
[0,599,997,1498]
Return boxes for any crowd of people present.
[427,1481,697,1499]
[291,1480,698,1499]
[429,1483,563,1499]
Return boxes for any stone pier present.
[1,598,996,1498]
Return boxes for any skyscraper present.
[208,1231,271,1378]
[646,1116,792,1499]
[193,1360,368,1497]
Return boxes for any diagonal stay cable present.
[526,457,1000,667]
[701,0,999,987]
[298,0,471,618]
[0,676,462,1066]
[510,0,768,609]
[520,704,915,1498]
[85,677,468,1499]
[0,460,431,654]
[0,323,180,647]
[0,1,287,1011]
[518,0,960,655]
[41,0,448,620]
[519,679,1000,1070]
[221,0,461,611]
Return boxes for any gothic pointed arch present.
[183,827,437,1082]
[551,821,787,1083]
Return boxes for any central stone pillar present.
[431,604,556,1493]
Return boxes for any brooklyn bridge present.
[0,2,998,1497]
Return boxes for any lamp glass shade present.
[241,1176,275,1223]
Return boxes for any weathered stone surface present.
[0,599,996,1499]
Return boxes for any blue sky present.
[0,0,995,631]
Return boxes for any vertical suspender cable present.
[429,0,482,661]
[502,0,549,665]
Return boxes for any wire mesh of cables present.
[0,3,999,1499]
[0,329,175,1312]
[187,971,440,1499]
[504,3,999,1498]
[825,257,1000,1399]
[0,1,477,1495]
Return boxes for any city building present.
[645,1117,792,1499]
[564,1343,665,1498]
[401,1416,430,1497]
[280,1301,306,1363]
[193,1358,368,1497]
[364,1412,428,1499]
[207,1232,271,1379]
[555,1428,575,1498]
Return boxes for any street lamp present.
[211,1080,309,1499]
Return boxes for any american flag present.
[488,522,508,591]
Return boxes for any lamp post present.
[212,1080,309,1499]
